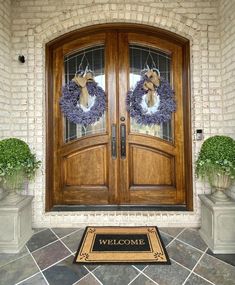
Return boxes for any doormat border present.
[73,226,171,265]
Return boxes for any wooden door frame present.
[45,23,192,211]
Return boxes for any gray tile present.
[159,227,184,237]
[85,264,99,272]
[130,273,156,285]
[177,228,207,251]
[52,228,81,238]
[18,273,47,285]
[144,259,190,285]
[93,265,139,285]
[27,229,58,252]
[133,264,148,271]
[74,273,101,285]
[0,254,39,285]
[160,232,174,247]
[62,229,84,253]
[207,248,235,267]
[185,273,213,285]
[167,239,203,269]
[32,240,71,270]
[43,255,89,285]
[0,245,28,268]
[194,253,235,285]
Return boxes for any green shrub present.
[0,138,41,191]
[196,135,235,184]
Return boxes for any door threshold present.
[51,205,187,211]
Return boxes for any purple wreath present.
[126,74,176,125]
[60,80,106,127]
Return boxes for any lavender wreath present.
[126,73,176,126]
[60,79,106,127]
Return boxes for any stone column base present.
[0,195,34,253]
[199,194,235,254]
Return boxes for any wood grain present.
[46,25,192,210]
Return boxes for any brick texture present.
[0,0,11,138]
[0,0,234,227]
[219,0,235,198]
[220,0,235,138]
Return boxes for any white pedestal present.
[199,194,235,254]
[0,195,34,253]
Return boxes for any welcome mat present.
[74,226,170,264]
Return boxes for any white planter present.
[210,173,232,202]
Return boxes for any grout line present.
[70,270,92,285]
[165,227,186,248]
[41,253,72,272]
[88,270,104,285]
[15,271,41,285]
[127,272,142,285]
[163,229,235,269]
[50,228,76,255]
[181,247,209,285]
[137,270,160,285]
[29,238,59,253]
[202,250,235,269]
[169,257,192,272]
[50,228,83,239]
[24,245,50,285]
[32,228,48,235]
[0,227,82,270]
[0,251,30,270]
[172,237,206,254]
[29,227,83,254]
[193,271,216,285]
[164,229,206,254]
[132,265,148,272]
[84,264,101,273]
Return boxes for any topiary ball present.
[197,135,235,164]
[196,135,235,181]
[0,138,33,167]
[0,138,40,179]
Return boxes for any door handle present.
[111,124,117,159]
[120,124,126,159]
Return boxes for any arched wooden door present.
[46,25,192,210]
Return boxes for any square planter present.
[0,195,34,253]
[199,194,235,254]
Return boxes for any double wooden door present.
[47,26,192,209]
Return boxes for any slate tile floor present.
[0,227,235,285]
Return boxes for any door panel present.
[63,145,107,186]
[48,26,191,209]
[130,145,175,186]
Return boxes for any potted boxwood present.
[0,138,41,200]
[196,135,235,201]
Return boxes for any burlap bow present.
[143,69,160,107]
[72,71,94,108]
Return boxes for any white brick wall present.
[0,0,11,138]
[219,0,235,199]
[0,0,234,227]
[220,0,235,138]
